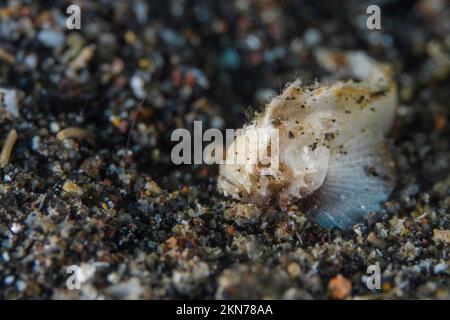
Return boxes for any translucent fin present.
[304,133,395,230]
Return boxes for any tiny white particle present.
[4,275,14,285]
[10,222,22,234]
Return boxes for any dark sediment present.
[0,0,449,299]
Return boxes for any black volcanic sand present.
[0,0,449,299]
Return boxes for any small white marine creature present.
[218,50,397,229]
